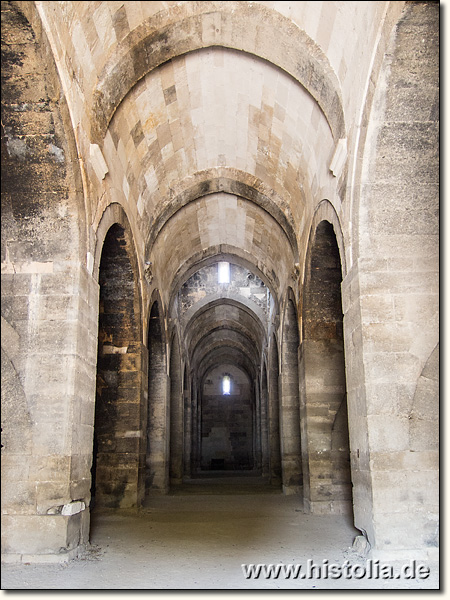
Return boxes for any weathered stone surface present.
[1,0,438,567]
[353,535,370,556]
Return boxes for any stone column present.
[2,264,99,562]
[183,369,192,479]
[344,1,439,559]
[260,367,270,477]
[268,339,282,486]
[279,300,302,495]
[169,338,183,485]
[146,303,169,495]
[253,378,262,471]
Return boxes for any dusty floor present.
[1,478,439,590]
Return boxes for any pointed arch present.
[279,289,302,494]
[300,219,352,515]
[89,2,345,143]
[93,220,144,508]
[146,293,169,495]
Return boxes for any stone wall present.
[201,365,254,471]
[1,0,96,561]
[1,1,439,563]
[344,1,439,558]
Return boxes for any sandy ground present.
[1,479,439,591]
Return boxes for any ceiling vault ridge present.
[87,1,345,143]
[144,166,299,260]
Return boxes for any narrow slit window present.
[222,375,231,395]
[218,262,230,284]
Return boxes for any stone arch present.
[145,169,299,261]
[302,200,347,286]
[89,2,345,143]
[93,203,143,288]
[346,2,409,266]
[149,193,295,307]
[169,250,280,315]
[199,363,255,472]
[146,295,169,495]
[280,289,302,494]
[196,343,258,379]
[181,291,269,335]
[300,219,352,515]
[1,1,86,265]
[184,298,266,351]
[92,221,144,509]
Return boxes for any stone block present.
[404,471,439,509]
[1,479,36,514]
[70,478,92,503]
[25,355,75,400]
[72,423,94,456]
[352,534,371,556]
[373,511,438,552]
[364,383,398,415]
[32,421,70,455]
[411,377,439,420]
[61,501,85,516]
[70,453,93,480]
[410,418,439,452]
[367,415,409,452]
[36,481,71,515]
[361,322,413,354]
[66,509,90,550]
[1,514,69,555]
[371,450,438,472]
[31,455,71,483]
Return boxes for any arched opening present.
[280,296,302,495]
[200,364,254,472]
[173,260,271,481]
[300,220,352,514]
[92,224,142,509]
[146,300,168,495]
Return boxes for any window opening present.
[222,374,231,395]
[218,262,230,284]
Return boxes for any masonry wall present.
[201,365,254,471]
[1,1,96,560]
[1,1,439,564]
[344,1,439,558]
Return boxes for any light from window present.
[218,261,230,284]
[222,375,231,395]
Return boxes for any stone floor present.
[1,477,439,591]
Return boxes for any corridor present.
[1,0,439,574]
[1,481,438,590]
